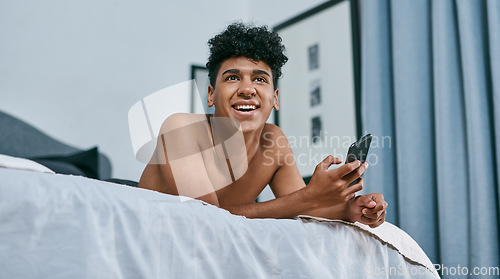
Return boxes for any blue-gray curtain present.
[361,0,500,275]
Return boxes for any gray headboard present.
[0,110,112,179]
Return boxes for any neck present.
[207,114,264,164]
[242,125,264,163]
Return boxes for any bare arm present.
[220,158,361,219]
[221,187,319,218]
[222,126,365,219]
[262,127,387,225]
[138,113,220,205]
[224,154,386,225]
[139,116,382,223]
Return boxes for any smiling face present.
[207,56,279,133]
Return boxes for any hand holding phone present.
[345,134,372,164]
[345,134,372,185]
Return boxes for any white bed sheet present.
[0,168,438,278]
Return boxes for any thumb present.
[318,155,342,170]
[357,195,377,208]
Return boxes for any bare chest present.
[201,146,279,205]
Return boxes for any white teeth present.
[234,104,257,110]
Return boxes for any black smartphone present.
[345,134,372,185]
[345,133,372,164]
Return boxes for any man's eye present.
[255,77,267,83]
[226,75,238,81]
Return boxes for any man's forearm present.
[221,187,332,219]
[221,189,349,220]
[301,204,349,221]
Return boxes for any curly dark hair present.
[206,22,288,89]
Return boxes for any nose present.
[238,77,256,97]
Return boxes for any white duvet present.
[0,168,439,278]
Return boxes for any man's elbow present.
[197,192,220,206]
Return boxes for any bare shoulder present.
[261,123,290,150]
[139,113,210,194]
[262,124,304,196]
[263,122,282,133]
[259,123,293,168]
[160,113,209,134]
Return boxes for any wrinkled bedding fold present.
[0,168,438,278]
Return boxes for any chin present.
[239,120,264,134]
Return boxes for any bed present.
[0,110,112,180]
[0,111,439,278]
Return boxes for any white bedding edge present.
[0,168,440,278]
[297,215,440,278]
[0,154,55,174]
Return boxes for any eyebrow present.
[253,69,271,77]
[221,68,271,77]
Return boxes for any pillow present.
[103,178,139,187]
[0,154,55,174]
[30,147,99,179]
[32,159,86,177]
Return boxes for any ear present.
[207,85,214,107]
[273,88,279,111]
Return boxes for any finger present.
[363,197,387,214]
[362,209,383,219]
[318,155,342,171]
[336,160,362,176]
[362,210,386,227]
[344,182,363,197]
[363,206,384,218]
[370,220,384,228]
[331,156,343,164]
[369,211,387,228]
[356,193,377,209]
[368,209,386,223]
[370,193,386,205]
[360,214,377,225]
[361,205,386,218]
[361,205,384,220]
[343,162,368,183]
[363,205,384,215]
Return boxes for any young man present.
[139,23,387,227]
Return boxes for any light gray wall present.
[0,0,327,181]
